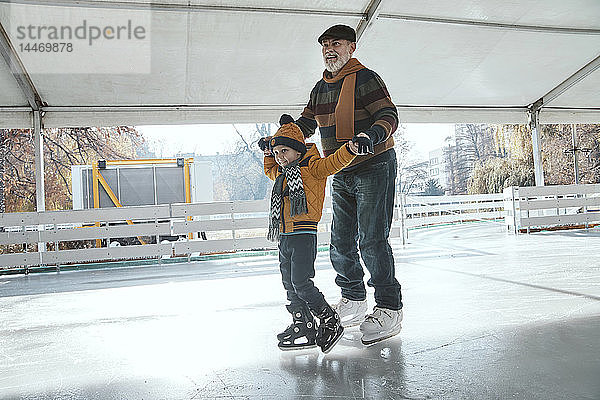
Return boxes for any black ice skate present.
[278,304,318,351]
[315,304,344,354]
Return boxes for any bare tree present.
[455,124,496,162]
[578,124,600,180]
[211,124,274,201]
[1,126,142,212]
[400,161,429,194]
[392,124,417,194]
[0,129,5,213]
[443,139,464,194]
[443,124,497,194]
[539,124,600,185]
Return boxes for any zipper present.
[281,197,286,233]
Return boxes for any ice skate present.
[278,304,318,351]
[360,307,403,346]
[332,297,368,328]
[315,304,344,354]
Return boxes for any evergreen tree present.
[422,178,444,196]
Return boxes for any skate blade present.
[341,316,365,328]
[360,327,401,346]
[278,344,318,351]
[321,329,344,354]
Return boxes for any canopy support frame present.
[0,21,47,213]
[356,0,384,42]
[528,101,545,186]
[541,54,600,106]
[0,22,44,111]
[526,53,600,186]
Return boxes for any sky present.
[136,123,455,161]
[402,123,454,160]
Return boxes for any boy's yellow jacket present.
[264,143,356,234]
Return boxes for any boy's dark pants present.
[279,233,327,313]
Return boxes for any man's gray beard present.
[324,51,351,74]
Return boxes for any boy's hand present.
[258,137,272,156]
[352,133,374,155]
[346,140,359,155]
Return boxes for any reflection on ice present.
[1,224,599,399]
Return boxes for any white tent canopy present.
[1,0,599,129]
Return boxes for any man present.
[294,24,403,345]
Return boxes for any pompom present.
[279,114,294,126]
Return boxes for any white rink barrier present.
[1,192,511,268]
[5,185,597,268]
[0,197,402,268]
[504,184,600,233]
[400,193,504,233]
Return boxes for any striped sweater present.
[296,60,398,168]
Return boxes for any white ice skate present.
[359,307,403,345]
[332,297,368,328]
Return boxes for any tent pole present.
[528,105,545,186]
[33,110,46,253]
[34,110,45,212]
[356,0,384,42]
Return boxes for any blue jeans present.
[330,150,403,310]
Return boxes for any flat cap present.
[318,24,356,44]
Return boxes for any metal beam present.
[356,0,384,43]
[33,110,46,253]
[33,110,45,210]
[5,0,600,38]
[543,107,600,111]
[3,105,595,126]
[41,104,531,113]
[540,54,600,106]
[0,106,31,111]
[378,14,600,35]
[395,105,528,112]
[41,104,307,112]
[23,104,600,114]
[527,106,545,186]
[525,55,600,186]
[571,124,580,184]
[0,22,43,111]
[2,0,363,18]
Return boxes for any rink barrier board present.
[0,189,545,269]
[503,184,600,233]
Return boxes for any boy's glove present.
[352,134,374,155]
[258,137,271,152]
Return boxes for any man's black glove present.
[352,135,374,154]
[258,137,270,152]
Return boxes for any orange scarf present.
[323,58,366,141]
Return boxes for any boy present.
[259,114,358,353]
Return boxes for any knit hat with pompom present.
[269,114,307,156]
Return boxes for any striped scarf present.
[267,159,308,242]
